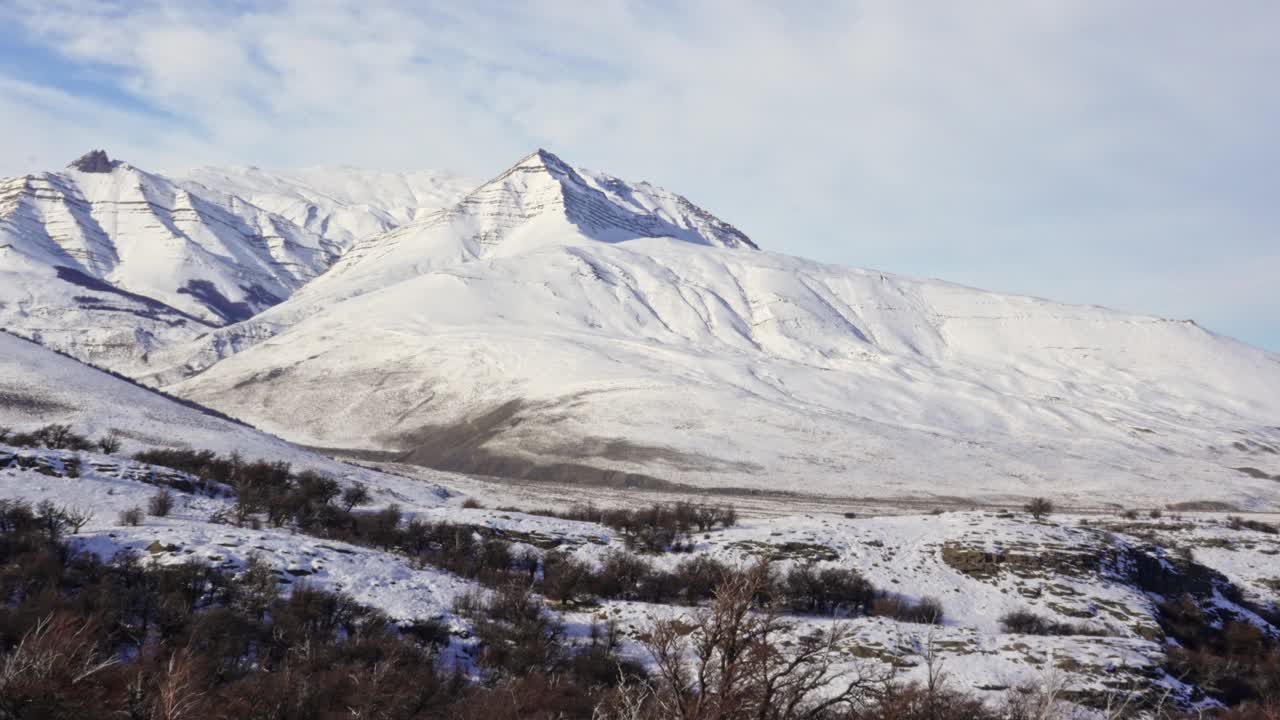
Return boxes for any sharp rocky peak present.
[68,149,120,173]
[512,148,573,174]
[457,149,756,250]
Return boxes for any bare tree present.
[642,561,889,720]
[152,650,206,720]
[35,500,69,541]
[63,506,94,534]
[1024,498,1054,520]
[342,481,372,511]
[0,613,117,705]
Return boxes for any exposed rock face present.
[69,149,117,173]
[940,540,1103,579]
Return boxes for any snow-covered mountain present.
[0,151,468,370]
[179,164,473,249]
[0,150,341,368]
[128,150,1280,510]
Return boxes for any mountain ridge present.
[3,148,1278,508]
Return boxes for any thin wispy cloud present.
[1,0,1276,349]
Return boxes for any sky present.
[1,0,1276,351]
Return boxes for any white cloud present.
[1,0,1277,348]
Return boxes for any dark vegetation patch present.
[538,432,766,474]
[0,389,75,415]
[999,608,1112,637]
[1,424,98,452]
[0,498,639,718]
[230,365,289,391]
[940,541,1102,580]
[727,539,841,562]
[1124,545,1280,707]
[1166,500,1240,512]
[128,446,942,625]
[504,500,738,552]
[0,497,1078,719]
[1225,515,1279,535]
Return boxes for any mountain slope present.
[0,151,344,368]
[179,164,473,249]
[0,151,473,372]
[139,149,762,381]
[292,149,756,303]
[154,150,1280,509]
[0,329,389,480]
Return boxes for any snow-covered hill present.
[0,329,398,482]
[133,150,1280,510]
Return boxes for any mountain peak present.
[503,149,582,186]
[68,149,119,173]
[461,149,756,251]
[513,148,570,172]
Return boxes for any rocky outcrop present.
[68,149,117,173]
[941,540,1103,579]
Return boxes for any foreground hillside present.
[0,330,403,483]
[2,439,1276,717]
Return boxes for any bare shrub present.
[642,561,891,718]
[96,433,123,455]
[150,650,207,720]
[1000,608,1051,635]
[11,423,95,451]
[148,488,175,517]
[780,564,877,616]
[118,506,144,526]
[1227,515,1279,535]
[998,608,1115,638]
[452,588,489,618]
[467,582,564,676]
[870,595,945,625]
[0,613,116,714]
[1024,497,1054,520]
[541,551,594,606]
